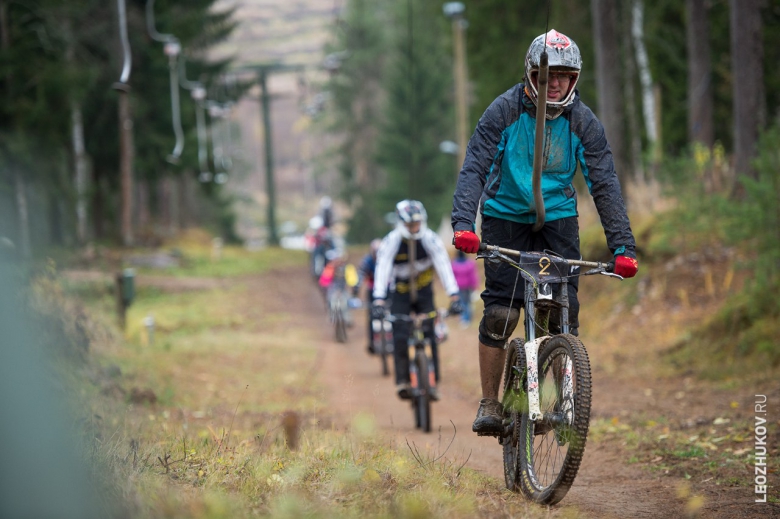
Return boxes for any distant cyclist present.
[372,200,462,400]
[319,196,334,229]
[319,249,359,326]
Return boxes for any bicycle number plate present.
[518,251,569,284]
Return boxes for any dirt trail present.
[272,264,691,518]
[223,263,775,517]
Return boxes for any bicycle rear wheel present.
[334,305,348,343]
[517,334,592,505]
[379,331,390,376]
[501,339,527,491]
[413,354,432,433]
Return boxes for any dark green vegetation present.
[642,125,780,377]
[323,0,780,240]
[0,0,240,250]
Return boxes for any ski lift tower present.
[238,62,306,247]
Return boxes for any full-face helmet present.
[395,200,427,239]
[524,29,582,119]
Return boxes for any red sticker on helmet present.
[545,30,571,50]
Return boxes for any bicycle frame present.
[393,313,437,396]
[478,243,620,503]
[479,246,614,423]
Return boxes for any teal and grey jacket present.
[451,84,636,258]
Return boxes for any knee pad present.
[479,304,520,348]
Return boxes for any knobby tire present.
[414,353,432,433]
[334,303,348,343]
[372,319,391,376]
[380,331,390,376]
[517,334,592,505]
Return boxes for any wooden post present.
[116,272,127,330]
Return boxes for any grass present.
[50,244,563,519]
[589,412,778,490]
[129,230,309,279]
[33,214,780,517]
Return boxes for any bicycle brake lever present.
[599,271,624,280]
[481,250,517,266]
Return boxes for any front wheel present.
[413,354,432,433]
[517,334,592,505]
[379,330,390,376]
[372,319,390,376]
[311,250,325,279]
[334,302,348,343]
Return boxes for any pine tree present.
[320,0,389,242]
[374,0,455,230]
[0,0,239,250]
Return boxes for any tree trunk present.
[730,0,765,193]
[118,89,134,246]
[631,0,659,162]
[591,0,629,191]
[686,0,714,149]
[137,178,150,233]
[176,175,191,231]
[14,171,31,259]
[621,4,645,184]
[91,167,106,240]
[71,102,90,244]
[168,176,180,235]
[1,0,30,258]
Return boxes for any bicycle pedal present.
[475,430,501,438]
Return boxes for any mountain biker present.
[306,215,335,279]
[358,239,382,354]
[451,249,479,328]
[372,200,462,401]
[319,249,359,326]
[319,196,334,229]
[451,29,639,436]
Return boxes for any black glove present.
[371,303,387,320]
[448,299,464,316]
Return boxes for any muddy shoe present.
[472,398,503,435]
[428,386,440,401]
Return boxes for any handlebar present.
[385,311,439,327]
[476,242,619,277]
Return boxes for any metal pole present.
[114,0,134,246]
[444,3,469,175]
[452,16,468,172]
[165,41,184,163]
[259,69,279,246]
[117,87,134,246]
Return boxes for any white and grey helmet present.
[524,29,582,119]
[395,199,427,239]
